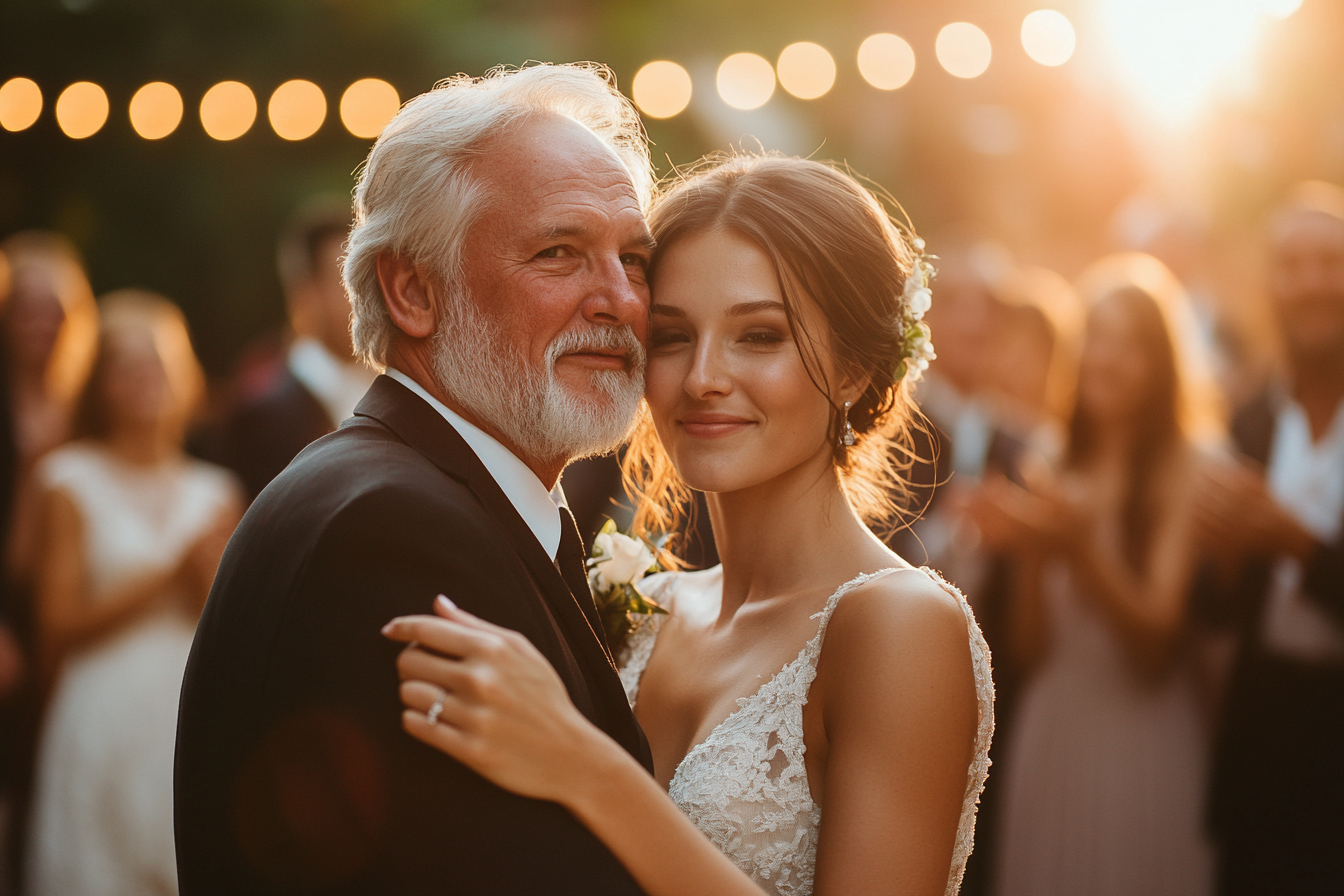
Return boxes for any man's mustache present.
[547,325,646,375]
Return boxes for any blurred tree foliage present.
[0,0,857,374]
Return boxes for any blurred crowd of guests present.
[0,181,1339,896]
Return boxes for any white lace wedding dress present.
[619,566,994,896]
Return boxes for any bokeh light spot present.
[857,33,916,90]
[1021,10,1076,67]
[632,61,693,119]
[128,82,183,140]
[269,79,326,141]
[716,53,775,111]
[339,78,400,139]
[936,22,993,79]
[0,78,43,132]
[55,81,109,139]
[777,42,836,100]
[200,81,257,141]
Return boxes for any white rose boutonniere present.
[587,519,667,647]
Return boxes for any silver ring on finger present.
[426,687,447,726]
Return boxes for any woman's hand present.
[381,597,611,804]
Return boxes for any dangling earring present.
[841,401,856,447]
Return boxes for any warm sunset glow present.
[717,53,776,111]
[128,82,184,140]
[857,33,916,90]
[777,42,836,100]
[339,78,400,138]
[200,81,257,141]
[1095,0,1296,123]
[1021,10,1076,67]
[632,61,693,119]
[0,78,43,132]
[55,81,109,139]
[268,79,326,141]
[937,22,993,79]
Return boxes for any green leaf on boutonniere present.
[587,519,667,651]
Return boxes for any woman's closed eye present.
[741,328,786,347]
[651,327,691,349]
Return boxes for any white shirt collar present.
[383,367,566,559]
[287,337,376,427]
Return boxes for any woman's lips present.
[679,413,754,438]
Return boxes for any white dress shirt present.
[384,367,566,560]
[287,337,375,427]
[1262,396,1344,662]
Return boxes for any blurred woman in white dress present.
[26,291,242,896]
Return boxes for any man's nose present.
[581,254,649,332]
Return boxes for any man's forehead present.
[474,113,638,206]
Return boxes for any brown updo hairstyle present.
[622,153,925,558]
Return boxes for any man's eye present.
[621,253,650,270]
[537,246,569,259]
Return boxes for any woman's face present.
[99,323,180,432]
[1076,293,1152,425]
[7,268,67,373]
[645,229,838,495]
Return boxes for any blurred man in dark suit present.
[1203,181,1344,896]
[223,203,373,499]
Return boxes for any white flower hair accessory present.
[894,238,937,384]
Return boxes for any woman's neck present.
[705,449,887,624]
[105,423,179,466]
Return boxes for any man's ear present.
[376,251,438,340]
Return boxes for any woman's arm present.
[383,600,764,896]
[1066,459,1205,671]
[35,485,217,658]
[807,573,979,895]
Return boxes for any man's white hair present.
[343,62,653,368]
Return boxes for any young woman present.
[969,254,1224,896]
[26,291,243,896]
[383,155,994,896]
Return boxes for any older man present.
[175,64,655,896]
[1203,182,1344,896]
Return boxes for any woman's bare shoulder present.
[823,566,974,682]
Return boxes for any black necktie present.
[556,506,614,657]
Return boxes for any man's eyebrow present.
[534,223,657,253]
[727,300,786,317]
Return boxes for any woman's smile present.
[678,412,755,439]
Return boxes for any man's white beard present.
[430,289,645,465]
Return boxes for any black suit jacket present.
[226,367,336,501]
[1207,391,1344,887]
[175,375,652,896]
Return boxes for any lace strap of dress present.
[618,573,676,709]
[804,566,906,663]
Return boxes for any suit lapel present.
[351,377,646,761]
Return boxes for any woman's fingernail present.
[381,621,397,635]
[436,594,456,611]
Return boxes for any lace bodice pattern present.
[619,567,994,896]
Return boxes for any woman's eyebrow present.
[650,303,686,318]
[726,300,786,317]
